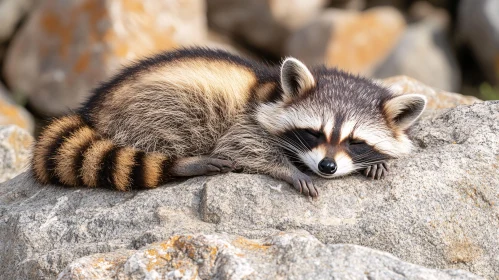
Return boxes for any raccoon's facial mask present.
[279,128,358,178]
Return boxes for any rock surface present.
[0,83,34,133]
[287,7,406,75]
[458,0,499,84]
[1,100,498,279]
[58,232,483,280]
[382,76,481,109]
[207,0,327,55]
[0,125,33,183]
[374,4,461,92]
[3,0,207,116]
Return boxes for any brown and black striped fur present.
[33,48,281,191]
[33,115,176,190]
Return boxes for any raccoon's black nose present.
[318,158,337,174]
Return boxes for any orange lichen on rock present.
[326,7,406,74]
[0,101,30,131]
[232,237,270,251]
[0,86,34,133]
[5,0,206,116]
[73,52,91,73]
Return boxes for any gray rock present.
[329,0,366,10]
[381,76,481,110]
[365,0,407,10]
[58,232,483,280]
[0,83,34,134]
[458,0,499,84]
[207,0,327,55]
[374,6,461,92]
[286,7,406,76]
[1,101,498,279]
[0,125,33,183]
[0,0,37,43]
[3,0,207,116]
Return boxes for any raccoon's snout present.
[318,158,337,174]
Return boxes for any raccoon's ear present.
[280,57,315,101]
[384,94,427,130]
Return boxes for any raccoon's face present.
[256,58,427,178]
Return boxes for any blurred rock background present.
[1,0,498,116]
[0,0,497,181]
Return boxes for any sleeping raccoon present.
[32,48,426,197]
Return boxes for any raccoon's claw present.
[363,162,389,180]
[291,173,318,198]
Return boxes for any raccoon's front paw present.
[171,156,235,177]
[291,173,318,198]
[363,162,389,180]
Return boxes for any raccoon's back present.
[81,48,279,157]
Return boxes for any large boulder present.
[58,232,482,279]
[374,3,461,92]
[287,7,406,75]
[207,0,327,56]
[3,0,207,116]
[1,98,497,279]
[458,0,499,84]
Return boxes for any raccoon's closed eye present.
[348,138,371,156]
[304,129,321,138]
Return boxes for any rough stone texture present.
[207,0,327,55]
[0,0,37,42]
[0,125,33,183]
[1,100,498,279]
[382,76,482,109]
[287,7,406,75]
[374,3,461,92]
[0,83,34,134]
[58,232,483,280]
[3,0,207,116]
[458,0,499,84]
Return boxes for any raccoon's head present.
[256,58,427,178]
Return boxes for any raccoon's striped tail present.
[32,115,177,191]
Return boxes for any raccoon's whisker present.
[270,140,305,158]
[281,118,313,152]
[289,131,312,152]
[269,136,301,152]
[269,136,317,170]
[275,135,309,154]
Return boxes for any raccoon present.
[32,48,426,197]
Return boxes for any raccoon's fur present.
[32,48,426,197]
